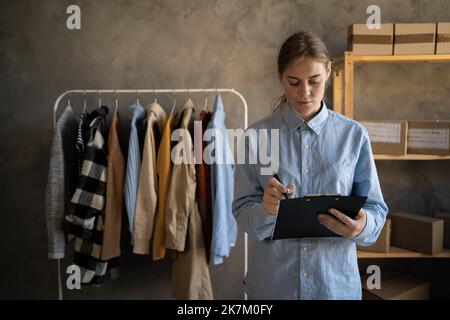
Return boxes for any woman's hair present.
[273,31,331,112]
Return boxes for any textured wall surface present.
[0,0,449,299]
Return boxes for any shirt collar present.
[210,93,225,122]
[280,100,329,135]
[146,102,167,132]
[173,98,194,128]
[129,103,145,122]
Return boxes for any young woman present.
[232,31,388,300]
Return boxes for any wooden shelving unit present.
[350,53,450,63]
[332,52,450,161]
[333,52,450,119]
[358,246,450,259]
[333,52,450,264]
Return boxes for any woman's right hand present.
[263,178,296,215]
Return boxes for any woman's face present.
[280,57,330,121]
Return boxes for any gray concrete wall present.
[0,0,449,299]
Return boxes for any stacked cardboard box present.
[394,23,436,55]
[407,121,450,155]
[348,24,394,55]
[361,121,407,155]
[390,212,444,255]
[435,212,450,249]
[348,22,450,55]
[362,274,430,300]
[357,219,391,253]
[436,22,450,54]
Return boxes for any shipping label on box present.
[437,22,450,54]
[407,121,450,155]
[348,24,393,55]
[361,121,407,155]
[394,23,436,55]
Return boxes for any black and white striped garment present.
[75,112,87,177]
[67,108,108,229]
[63,106,118,285]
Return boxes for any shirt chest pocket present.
[319,160,354,195]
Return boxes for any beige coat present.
[152,111,174,260]
[133,103,166,254]
[167,99,213,300]
[101,114,125,261]
[165,99,196,251]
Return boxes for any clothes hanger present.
[94,90,109,121]
[97,90,102,109]
[170,91,176,113]
[82,90,87,114]
[203,91,208,111]
[187,89,195,113]
[136,89,141,106]
[66,93,71,108]
[114,90,119,115]
[153,90,158,104]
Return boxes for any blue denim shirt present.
[232,101,388,299]
[208,94,238,265]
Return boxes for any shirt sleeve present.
[45,122,66,259]
[351,129,389,246]
[232,135,276,241]
[210,127,237,265]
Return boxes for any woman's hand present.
[263,178,295,215]
[317,208,367,239]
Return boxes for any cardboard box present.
[362,274,430,300]
[394,23,436,55]
[407,120,450,155]
[361,121,407,155]
[348,24,394,55]
[435,212,450,249]
[436,22,450,54]
[390,212,443,255]
[358,219,391,253]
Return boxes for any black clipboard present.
[271,195,367,240]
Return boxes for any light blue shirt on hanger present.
[208,94,238,265]
[124,103,146,235]
[232,101,388,299]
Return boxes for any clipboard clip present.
[305,193,341,202]
[305,193,341,197]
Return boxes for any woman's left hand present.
[317,208,367,239]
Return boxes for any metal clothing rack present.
[52,88,249,300]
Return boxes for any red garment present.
[196,110,213,263]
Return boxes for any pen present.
[273,173,288,199]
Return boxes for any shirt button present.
[303,247,308,252]
[305,169,309,174]
[304,144,309,149]
[303,272,308,277]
